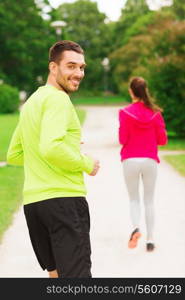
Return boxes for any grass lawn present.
[159,134,185,177]
[159,138,185,151]
[0,113,19,161]
[0,166,24,241]
[164,155,185,177]
[0,113,23,241]
[159,133,185,176]
[71,95,128,106]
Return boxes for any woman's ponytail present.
[130,77,162,112]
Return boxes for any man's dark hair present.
[49,40,84,64]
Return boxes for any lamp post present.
[101,57,110,93]
[50,20,67,40]
[19,90,27,110]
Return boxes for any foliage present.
[0,0,184,137]
[172,0,185,20]
[110,12,185,135]
[122,11,156,44]
[0,0,55,94]
[113,0,150,48]
[52,0,112,91]
[147,19,185,135]
[0,84,20,113]
[123,0,149,14]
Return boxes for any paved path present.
[0,106,185,277]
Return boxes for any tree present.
[113,0,150,48]
[147,18,185,135]
[110,11,185,135]
[172,0,185,20]
[123,0,149,14]
[52,0,111,91]
[0,0,55,93]
[110,33,153,96]
[109,7,157,95]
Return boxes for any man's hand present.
[89,159,100,176]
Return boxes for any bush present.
[148,62,185,137]
[0,84,20,113]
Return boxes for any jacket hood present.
[122,102,159,128]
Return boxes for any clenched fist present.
[89,159,100,176]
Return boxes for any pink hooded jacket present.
[119,101,167,163]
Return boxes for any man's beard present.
[57,79,80,94]
[57,81,69,94]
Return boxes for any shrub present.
[148,62,185,137]
[0,84,19,113]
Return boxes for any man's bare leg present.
[49,269,58,278]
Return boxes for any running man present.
[7,40,100,278]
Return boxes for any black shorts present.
[24,197,91,278]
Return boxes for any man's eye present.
[68,65,75,69]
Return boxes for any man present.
[7,40,100,278]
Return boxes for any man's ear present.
[49,61,57,75]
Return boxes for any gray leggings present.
[123,158,157,241]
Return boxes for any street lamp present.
[19,90,27,110]
[101,57,110,92]
[50,20,67,40]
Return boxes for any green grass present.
[71,95,128,105]
[164,155,185,177]
[159,133,185,177]
[0,113,23,241]
[158,134,185,176]
[0,166,24,241]
[0,113,19,161]
[160,137,185,151]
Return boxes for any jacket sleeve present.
[155,112,168,146]
[118,109,129,145]
[39,95,94,174]
[6,122,24,166]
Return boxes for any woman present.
[119,77,167,252]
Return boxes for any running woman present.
[118,77,167,251]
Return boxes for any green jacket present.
[7,85,93,205]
